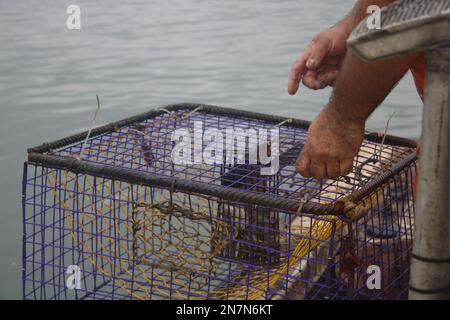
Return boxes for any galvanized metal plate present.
[348,0,450,60]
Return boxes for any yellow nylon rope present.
[46,169,345,300]
[42,120,401,300]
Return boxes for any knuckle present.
[327,169,339,179]
[343,164,353,173]
[311,34,323,43]
[314,150,330,158]
[311,33,329,47]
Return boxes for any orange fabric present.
[410,53,426,101]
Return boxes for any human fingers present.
[316,65,339,86]
[302,70,326,90]
[310,160,327,180]
[325,159,341,179]
[340,158,354,176]
[321,55,342,67]
[296,149,312,178]
[288,54,309,95]
[289,34,337,93]
[304,34,331,70]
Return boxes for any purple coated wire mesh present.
[22,107,416,300]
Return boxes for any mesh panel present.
[22,106,416,300]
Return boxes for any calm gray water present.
[0,0,422,299]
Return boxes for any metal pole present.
[409,47,450,299]
[346,0,450,300]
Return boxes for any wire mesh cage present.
[22,103,417,300]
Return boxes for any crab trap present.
[22,103,417,300]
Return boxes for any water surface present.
[0,0,422,298]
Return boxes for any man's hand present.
[288,25,349,94]
[291,0,410,181]
[296,106,364,180]
[288,0,398,94]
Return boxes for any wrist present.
[331,15,354,38]
[324,100,366,127]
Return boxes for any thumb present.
[305,36,331,70]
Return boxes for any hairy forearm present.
[324,0,419,124]
[327,50,419,124]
